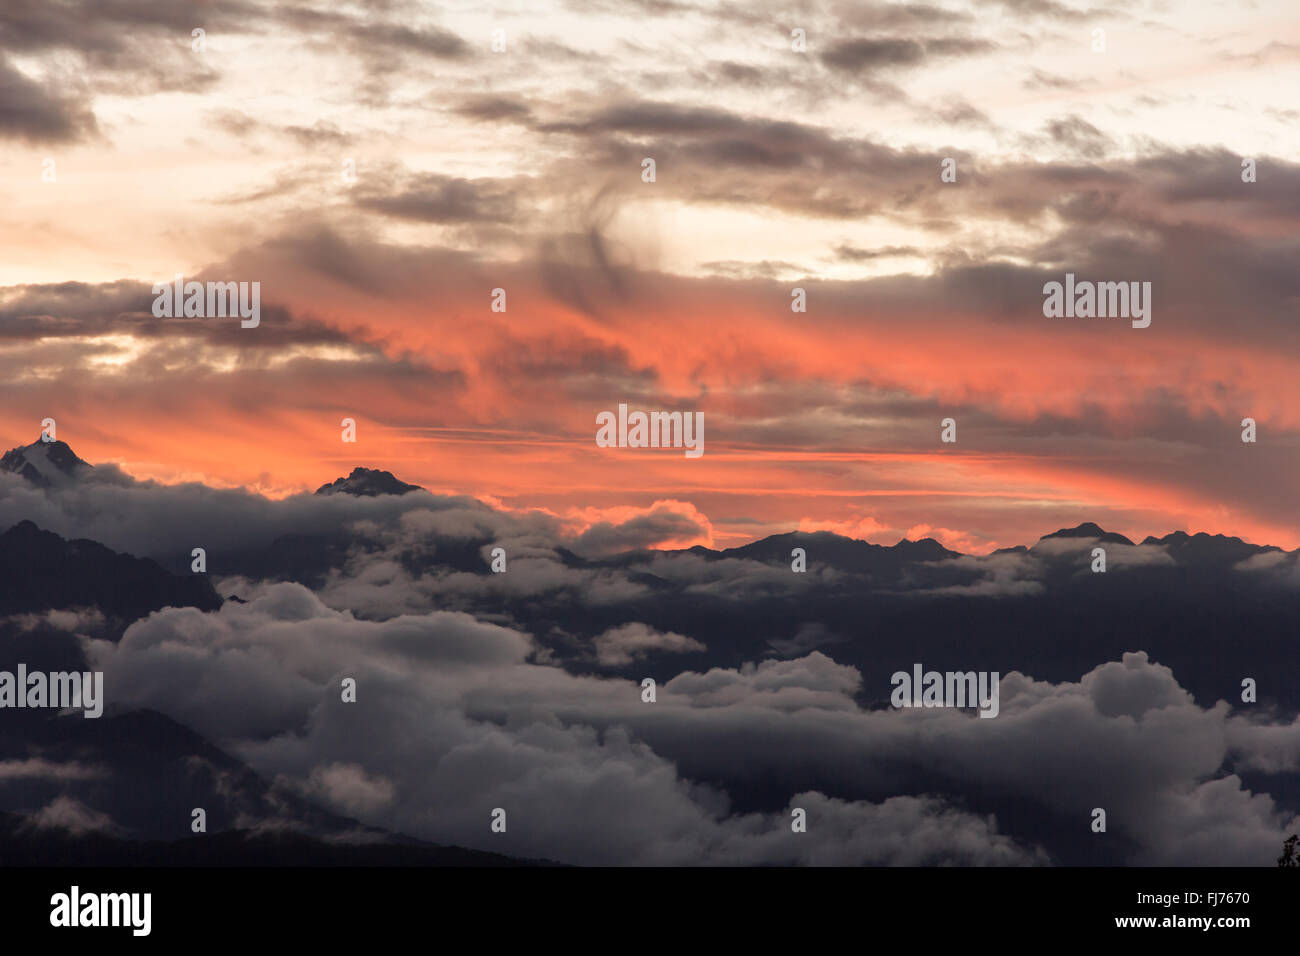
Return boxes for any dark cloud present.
[822,35,994,72]
[453,96,534,123]
[0,1,242,104]
[702,260,809,279]
[537,99,972,220]
[834,244,923,262]
[345,21,468,59]
[931,99,991,126]
[354,172,520,224]
[211,111,352,148]
[84,580,1300,865]
[993,0,1093,19]
[1043,114,1113,159]
[823,37,928,70]
[0,0,260,59]
[571,500,712,557]
[0,56,97,143]
[1022,67,1083,90]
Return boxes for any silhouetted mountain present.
[629,531,961,586]
[1037,522,1134,546]
[0,438,92,488]
[2,473,1298,866]
[721,530,959,563]
[1139,529,1280,566]
[0,520,221,630]
[315,467,423,496]
[221,529,490,588]
[0,709,551,865]
[0,708,375,839]
[0,816,554,866]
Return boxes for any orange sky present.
[3,0,1299,553]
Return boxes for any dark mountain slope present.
[0,521,221,630]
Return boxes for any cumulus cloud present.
[84,588,1300,866]
[301,762,395,817]
[568,500,715,557]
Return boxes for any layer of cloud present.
[85,586,1300,865]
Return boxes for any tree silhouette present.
[1279,834,1299,867]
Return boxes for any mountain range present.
[1,435,1297,866]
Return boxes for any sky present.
[2,0,1299,552]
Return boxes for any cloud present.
[718,791,1046,866]
[821,36,994,73]
[569,500,715,557]
[0,759,104,782]
[0,56,97,143]
[85,586,1300,865]
[354,171,521,224]
[765,622,844,657]
[5,607,108,636]
[594,622,704,666]
[301,762,395,817]
[84,585,1043,864]
[1043,115,1114,159]
[912,551,1045,597]
[0,470,478,562]
[7,157,1300,553]
[24,795,123,836]
[452,95,534,123]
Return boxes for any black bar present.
[2,866,1279,941]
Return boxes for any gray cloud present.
[0,56,97,143]
[24,795,124,836]
[594,622,705,666]
[822,36,994,72]
[354,171,521,224]
[86,587,1300,865]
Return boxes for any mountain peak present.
[4,518,45,538]
[1138,529,1278,563]
[1039,522,1134,546]
[0,437,93,488]
[890,536,962,560]
[315,467,423,497]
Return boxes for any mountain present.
[1036,521,1134,547]
[0,817,553,866]
[1138,529,1280,566]
[315,467,423,497]
[0,520,222,629]
[0,708,551,866]
[717,530,959,565]
[0,438,92,488]
[641,531,960,576]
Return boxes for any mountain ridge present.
[1,438,1291,557]
[0,519,223,629]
